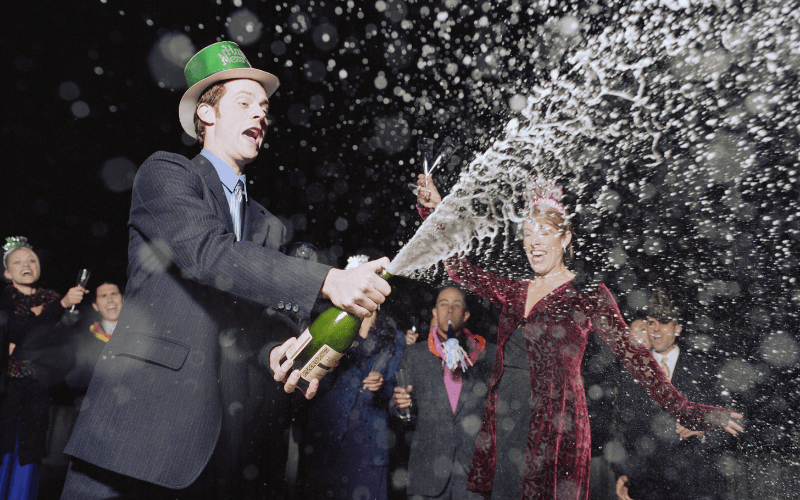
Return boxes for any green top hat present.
[179,41,279,138]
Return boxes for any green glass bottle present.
[283,269,391,390]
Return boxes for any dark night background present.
[3,0,427,291]
[2,0,799,490]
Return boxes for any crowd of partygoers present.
[1,40,775,500]
[0,233,748,500]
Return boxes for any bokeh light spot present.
[100,156,137,193]
[226,8,263,46]
[58,81,80,101]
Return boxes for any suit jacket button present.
[292,304,299,312]
[285,303,292,311]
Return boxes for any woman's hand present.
[676,423,705,440]
[60,285,88,309]
[362,371,384,392]
[723,412,744,436]
[416,174,442,209]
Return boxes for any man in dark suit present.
[613,288,730,500]
[393,286,495,500]
[59,41,391,500]
[583,311,653,500]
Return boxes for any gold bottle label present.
[298,345,344,383]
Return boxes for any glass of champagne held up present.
[71,268,90,313]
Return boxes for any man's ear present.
[675,324,682,336]
[3,270,11,281]
[431,308,438,324]
[196,103,216,127]
[463,311,471,324]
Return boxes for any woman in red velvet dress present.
[414,175,743,500]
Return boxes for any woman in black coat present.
[0,237,86,500]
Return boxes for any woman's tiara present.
[524,175,566,216]
[3,236,33,269]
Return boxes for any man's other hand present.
[676,423,705,440]
[269,337,319,399]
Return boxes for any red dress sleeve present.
[443,255,516,307]
[587,284,732,431]
[416,204,433,219]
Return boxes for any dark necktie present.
[232,180,244,241]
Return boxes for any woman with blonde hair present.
[0,237,86,500]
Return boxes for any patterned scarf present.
[428,326,486,413]
[427,326,485,368]
[8,285,61,317]
[6,285,62,379]
[90,322,112,342]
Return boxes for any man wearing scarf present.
[393,287,496,500]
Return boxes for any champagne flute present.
[396,368,412,421]
[408,137,456,195]
[71,268,91,313]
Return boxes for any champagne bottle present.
[282,269,391,390]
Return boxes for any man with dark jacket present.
[60,41,391,500]
[393,286,495,500]
[613,288,731,500]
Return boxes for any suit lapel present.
[671,352,702,402]
[193,154,235,234]
[453,370,472,418]
[453,347,488,418]
[672,354,685,388]
[671,352,699,400]
[243,200,273,248]
[423,350,454,418]
[191,154,287,249]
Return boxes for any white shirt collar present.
[200,149,248,201]
[652,345,680,380]
[100,319,116,336]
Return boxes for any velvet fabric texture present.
[442,258,732,500]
